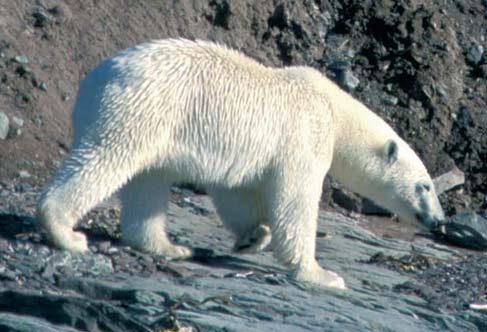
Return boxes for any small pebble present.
[434,84,446,97]
[107,247,119,254]
[469,303,487,311]
[0,112,9,139]
[97,241,111,253]
[18,170,31,179]
[383,95,399,106]
[34,117,43,128]
[339,69,360,90]
[12,116,24,128]
[344,49,355,59]
[466,43,484,65]
[12,55,28,65]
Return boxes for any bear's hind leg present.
[120,171,192,259]
[211,188,271,254]
[37,145,140,252]
[234,224,271,254]
[269,166,346,289]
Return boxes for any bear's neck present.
[326,85,397,198]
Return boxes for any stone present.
[34,117,43,128]
[207,0,232,30]
[344,48,355,59]
[469,303,487,311]
[15,65,31,77]
[329,59,351,71]
[331,187,361,212]
[39,82,48,91]
[12,55,28,65]
[435,213,487,250]
[339,69,360,90]
[434,83,446,97]
[433,166,465,195]
[0,112,8,139]
[32,7,53,28]
[17,171,31,179]
[97,241,111,253]
[466,43,484,65]
[268,3,289,29]
[383,94,399,106]
[12,116,24,128]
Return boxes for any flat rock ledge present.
[0,187,485,332]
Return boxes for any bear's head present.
[330,136,445,230]
[366,139,445,229]
[322,76,445,229]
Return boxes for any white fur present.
[37,39,443,289]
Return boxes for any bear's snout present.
[415,210,445,230]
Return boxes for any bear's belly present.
[156,149,269,188]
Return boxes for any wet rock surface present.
[0,185,486,332]
[433,213,487,250]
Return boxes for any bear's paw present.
[295,263,346,289]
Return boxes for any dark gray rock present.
[0,312,84,332]
[361,198,391,216]
[32,7,53,28]
[328,59,352,71]
[268,3,290,30]
[331,187,361,212]
[206,0,232,30]
[0,290,151,332]
[383,94,399,106]
[435,213,487,250]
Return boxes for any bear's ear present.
[384,139,398,164]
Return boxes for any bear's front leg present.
[269,167,346,289]
[119,172,192,259]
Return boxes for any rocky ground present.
[0,0,486,213]
[0,1,487,331]
[0,183,487,332]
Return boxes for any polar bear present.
[37,39,444,289]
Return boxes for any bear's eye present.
[416,183,431,194]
